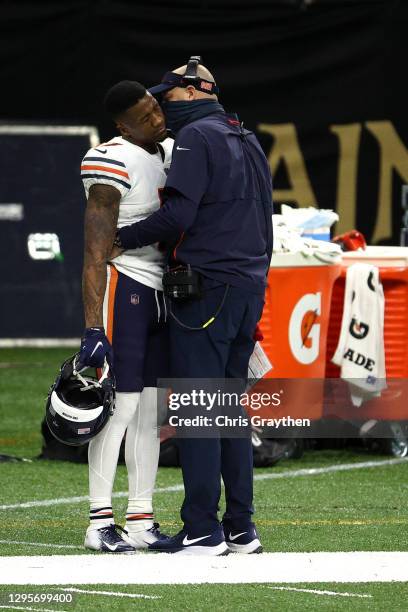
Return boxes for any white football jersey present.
[81,135,173,290]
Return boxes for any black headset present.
[151,55,219,97]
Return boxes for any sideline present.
[0,552,407,585]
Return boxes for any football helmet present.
[45,353,115,446]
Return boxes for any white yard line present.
[0,607,68,612]
[0,552,407,585]
[0,494,93,511]
[0,540,82,550]
[267,586,372,598]
[0,485,183,511]
[1,457,406,512]
[57,587,160,600]
[254,457,408,481]
[0,338,80,348]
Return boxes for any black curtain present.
[0,0,406,244]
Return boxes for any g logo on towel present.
[289,293,321,365]
[349,317,369,339]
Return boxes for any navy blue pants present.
[107,268,169,392]
[169,280,264,536]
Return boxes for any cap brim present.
[148,83,176,95]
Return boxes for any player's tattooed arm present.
[82,184,120,327]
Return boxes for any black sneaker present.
[149,524,229,555]
[223,523,263,553]
[84,524,136,554]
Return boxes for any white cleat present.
[123,522,169,549]
[84,524,136,554]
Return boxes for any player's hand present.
[78,327,113,369]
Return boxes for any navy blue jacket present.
[119,111,273,293]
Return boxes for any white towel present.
[332,263,386,406]
[272,215,342,263]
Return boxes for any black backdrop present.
[1,0,406,243]
[0,0,407,337]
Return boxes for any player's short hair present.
[104,80,147,119]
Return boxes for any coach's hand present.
[78,327,113,369]
[109,245,124,260]
[109,228,125,261]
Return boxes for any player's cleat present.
[148,524,229,555]
[123,522,170,549]
[84,524,136,554]
[223,523,263,554]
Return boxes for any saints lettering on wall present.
[258,121,408,245]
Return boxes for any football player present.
[79,81,172,553]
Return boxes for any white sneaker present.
[84,524,136,554]
[123,522,169,549]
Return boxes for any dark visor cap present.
[149,71,219,96]
[148,72,184,95]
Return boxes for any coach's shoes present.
[148,524,229,555]
[123,522,169,549]
[84,524,136,554]
[223,522,263,554]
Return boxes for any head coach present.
[114,56,273,555]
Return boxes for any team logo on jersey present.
[130,293,140,305]
[289,293,321,364]
[349,317,369,339]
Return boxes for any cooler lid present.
[342,246,408,268]
[270,251,341,268]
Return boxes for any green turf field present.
[0,583,407,612]
[1,348,407,610]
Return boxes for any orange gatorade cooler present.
[261,252,341,378]
[325,246,408,421]
[252,252,341,421]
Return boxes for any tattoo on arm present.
[82,184,120,328]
